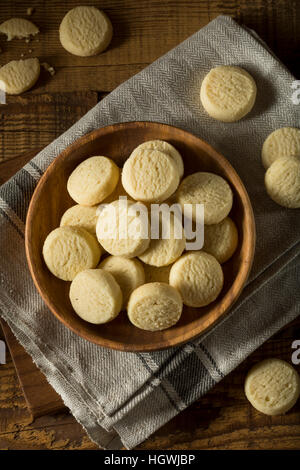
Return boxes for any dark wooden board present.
[25,122,255,352]
[0,319,65,418]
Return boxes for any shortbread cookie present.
[43,226,101,281]
[200,66,257,122]
[69,269,122,324]
[96,199,150,258]
[262,127,300,169]
[60,204,99,235]
[139,213,185,266]
[99,256,145,307]
[144,264,172,284]
[203,217,238,263]
[122,149,180,203]
[0,18,39,41]
[59,6,113,57]
[265,157,300,208]
[67,156,119,206]
[127,282,183,331]
[177,172,233,224]
[245,359,300,416]
[131,140,184,178]
[169,251,223,307]
[0,58,40,95]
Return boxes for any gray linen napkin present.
[0,15,299,449]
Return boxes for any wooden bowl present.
[25,121,255,352]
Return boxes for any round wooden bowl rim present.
[25,121,256,351]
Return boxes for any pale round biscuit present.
[131,140,184,179]
[169,251,223,307]
[127,282,183,331]
[69,269,122,324]
[60,204,98,235]
[139,213,185,266]
[265,157,300,208]
[0,18,39,40]
[99,256,145,307]
[59,6,113,57]
[203,217,238,264]
[122,149,180,203]
[245,359,300,416]
[200,66,257,122]
[262,127,300,169]
[177,172,233,225]
[144,264,172,284]
[67,156,119,206]
[43,226,101,281]
[0,58,40,95]
[96,199,150,258]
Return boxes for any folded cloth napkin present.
[0,15,299,449]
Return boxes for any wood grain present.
[0,92,98,163]
[25,121,255,351]
[0,0,298,94]
[0,0,299,451]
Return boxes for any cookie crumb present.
[27,7,35,16]
[41,62,55,76]
[0,18,39,41]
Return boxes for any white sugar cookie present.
[169,251,223,307]
[245,359,300,416]
[0,18,39,41]
[67,156,119,206]
[60,204,99,235]
[144,264,172,284]
[139,213,185,266]
[99,256,145,307]
[96,199,150,258]
[122,149,180,203]
[131,140,184,178]
[43,226,101,281]
[203,217,238,264]
[59,6,113,57]
[177,172,233,224]
[262,127,300,169]
[69,269,122,324]
[0,58,40,95]
[200,66,257,122]
[265,157,300,208]
[127,282,183,331]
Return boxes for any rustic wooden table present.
[0,0,299,450]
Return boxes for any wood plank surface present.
[0,320,65,418]
[0,0,299,451]
[0,317,299,450]
[0,0,298,94]
[0,92,98,163]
